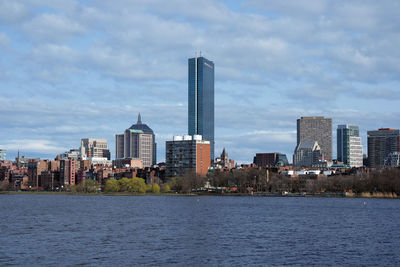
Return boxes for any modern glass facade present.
[337,125,363,167]
[188,56,215,161]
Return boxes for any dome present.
[128,113,154,135]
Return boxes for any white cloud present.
[4,139,66,153]
[22,13,85,42]
[0,32,10,47]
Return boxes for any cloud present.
[0,32,10,47]
[0,0,29,23]
[1,0,400,163]
[22,13,85,42]
[4,139,66,153]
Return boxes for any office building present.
[297,116,332,160]
[80,138,110,160]
[253,153,289,167]
[188,55,215,161]
[115,114,156,167]
[337,125,363,167]
[293,141,322,168]
[368,128,400,168]
[165,135,211,178]
[0,149,6,161]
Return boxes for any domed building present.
[115,114,156,167]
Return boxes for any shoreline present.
[0,191,398,199]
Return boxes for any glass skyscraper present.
[188,56,215,161]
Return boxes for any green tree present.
[84,179,99,193]
[104,179,120,192]
[131,177,146,193]
[162,184,171,193]
[119,177,133,192]
[146,183,153,192]
[152,183,160,193]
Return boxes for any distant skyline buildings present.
[297,116,332,161]
[0,149,6,161]
[115,114,156,167]
[337,125,363,167]
[367,128,400,169]
[80,138,110,160]
[188,56,215,162]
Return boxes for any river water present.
[0,194,399,266]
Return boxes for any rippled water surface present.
[1,194,399,266]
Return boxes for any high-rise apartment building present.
[80,138,110,160]
[115,114,156,167]
[0,149,6,161]
[297,116,332,160]
[337,125,363,167]
[367,128,400,168]
[165,135,211,178]
[188,56,215,161]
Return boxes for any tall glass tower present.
[188,56,215,162]
[337,125,363,167]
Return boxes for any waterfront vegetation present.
[104,177,161,194]
[204,167,400,197]
[1,168,399,198]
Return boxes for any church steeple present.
[137,113,142,124]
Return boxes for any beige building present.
[80,138,110,160]
[115,114,156,167]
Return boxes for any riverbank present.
[1,191,399,198]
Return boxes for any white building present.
[80,138,110,160]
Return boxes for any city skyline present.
[1,1,400,163]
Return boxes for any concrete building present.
[188,55,215,161]
[115,114,156,167]
[293,141,322,168]
[80,138,110,160]
[337,125,363,167]
[0,149,6,161]
[253,153,289,167]
[368,128,400,168]
[165,135,211,178]
[297,116,332,160]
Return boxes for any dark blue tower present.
[188,56,215,162]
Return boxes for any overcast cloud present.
[0,0,399,163]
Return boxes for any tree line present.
[167,168,400,194]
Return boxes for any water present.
[1,195,399,266]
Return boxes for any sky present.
[1,0,400,163]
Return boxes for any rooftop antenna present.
[200,51,202,57]
[195,51,197,58]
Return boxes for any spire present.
[137,113,142,124]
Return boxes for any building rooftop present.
[128,113,154,135]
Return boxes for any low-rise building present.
[253,152,289,167]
